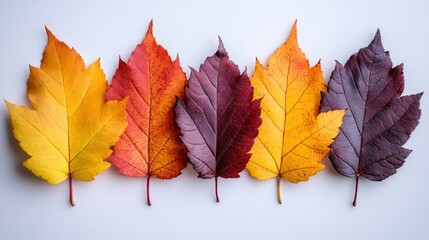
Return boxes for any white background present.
[1,0,428,239]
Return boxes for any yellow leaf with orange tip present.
[246,22,345,204]
[5,28,128,206]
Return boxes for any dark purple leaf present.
[175,38,262,202]
[321,30,423,206]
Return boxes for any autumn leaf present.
[106,21,187,206]
[246,22,345,204]
[5,28,128,206]
[320,30,423,206]
[175,38,261,202]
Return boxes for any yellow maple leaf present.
[246,22,345,204]
[5,28,127,206]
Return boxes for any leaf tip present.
[146,19,154,37]
[217,36,228,57]
[118,57,128,67]
[4,100,14,113]
[370,29,383,48]
[415,92,424,103]
[334,60,343,69]
[290,20,298,38]
[44,26,51,35]
[44,26,56,42]
[313,60,322,70]
[93,58,102,68]
[375,28,381,39]
[242,66,248,76]
[283,20,299,48]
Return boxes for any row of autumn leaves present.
[6,21,422,207]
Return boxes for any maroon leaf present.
[175,38,262,202]
[321,30,423,206]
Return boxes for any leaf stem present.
[215,177,220,203]
[146,176,152,206]
[277,176,282,204]
[353,174,359,207]
[69,176,75,206]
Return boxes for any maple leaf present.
[321,30,423,206]
[5,28,128,206]
[106,21,188,206]
[175,38,262,202]
[246,22,345,204]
